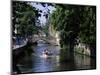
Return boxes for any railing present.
[32,36,58,45]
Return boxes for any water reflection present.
[74,53,96,69]
[16,43,96,73]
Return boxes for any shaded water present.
[16,43,96,73]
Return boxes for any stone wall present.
[74,43,91,56]
[49,24,60,45]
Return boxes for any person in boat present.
[43,49,53,56]
[43,49,49,55]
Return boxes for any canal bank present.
[12,39,36,74]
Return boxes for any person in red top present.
[43,49,49,55]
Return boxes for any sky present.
[30,2,56,26]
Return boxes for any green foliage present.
[12,1,39,36]
[49,4,96,61]
[50,4,96,48]
[79,6,96,45]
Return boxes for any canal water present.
[16,43,96,73]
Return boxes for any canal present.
[16,42,96,73]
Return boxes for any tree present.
[12,1,41,37]
[79,6,96,57]
[49,4,96,61]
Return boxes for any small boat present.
[42,49,53,58]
